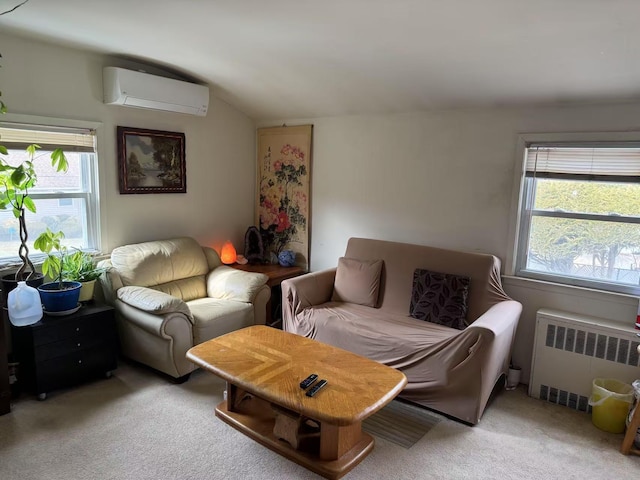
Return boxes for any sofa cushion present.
[153,276,207,302]
[295,302,459,364]
[110,237,209,291]
[331,257,383,307]
[187,297,254,344]
[409,269,470,330]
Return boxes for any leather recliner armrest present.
[206,266,268,303]
[117,285,193,321]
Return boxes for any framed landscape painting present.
[117,126,186,194]
[256,124,313,267]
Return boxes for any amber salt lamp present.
[220,241,237,264]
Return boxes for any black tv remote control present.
[300,374,318,389]
[306,379,327,397]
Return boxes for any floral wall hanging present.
[256,124,312,268]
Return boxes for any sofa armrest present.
[281,268,336,326]
[468,300,522,337]
[252,284,272,326]
[466,300,522,400]
[117,286,193,321]
[207,266,269,303]
[399,299,521,424]
[113,298,195,378]
[114,299,192,336]
[97,259,123,306]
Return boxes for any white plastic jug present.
[8,281,43,326]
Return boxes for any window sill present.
[502,275,638,307]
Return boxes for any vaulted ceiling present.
[2,0,640,120]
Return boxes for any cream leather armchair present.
[98,237,270,381]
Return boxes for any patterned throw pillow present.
[409,268,470,330]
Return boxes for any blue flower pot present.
[38,281,82,313]
[278,250,296,267]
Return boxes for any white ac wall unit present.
[529,308,640,412]
[103,67,209,116]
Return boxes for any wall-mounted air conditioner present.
[103,67,209,116]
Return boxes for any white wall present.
[262,103,640,381]
[6,31,640,384]
[0,32,257,253]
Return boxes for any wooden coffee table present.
[186,325,407,479]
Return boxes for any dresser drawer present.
[34,335,114,363]
[32,315,114,346]
[34,346,117,394]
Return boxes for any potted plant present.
[0,55,69,297]
[0,146,68,280]
[62,249,106,302]
[33,228,81,314]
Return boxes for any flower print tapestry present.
[257,125,312,268]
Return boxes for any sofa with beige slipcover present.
[282,237,522,424]
[98,237,270,381]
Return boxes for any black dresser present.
[11,303,117,400]
[1,315,9,414]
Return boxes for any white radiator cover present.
[529,308,640,412]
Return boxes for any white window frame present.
[0,114,103,264]
[509,132,640,296]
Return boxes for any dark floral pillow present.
[409,269,470,330]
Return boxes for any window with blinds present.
[516,143,640,294]
[0,123,100,263]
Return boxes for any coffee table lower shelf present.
[215,395,374,480]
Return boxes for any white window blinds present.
[0,123,95,152]
[525,144,640,180]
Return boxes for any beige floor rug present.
[2,361,640,479]
[363,399,441,448]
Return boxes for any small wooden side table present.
[622,400,640,455]
[232,263,305,327]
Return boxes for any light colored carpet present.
[1,360,639,479]
[363,399,441,448]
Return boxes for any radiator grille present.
[539,384,592,413]
[530,310,640,412]
[544,323,640,367]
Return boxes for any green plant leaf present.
[41,255,62,280]
[33,233,48,252]
[51,148,68,172]
[25,144,40,157]
[0,145,7,155]
[10,166,26,187]
[23,195,35,213]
